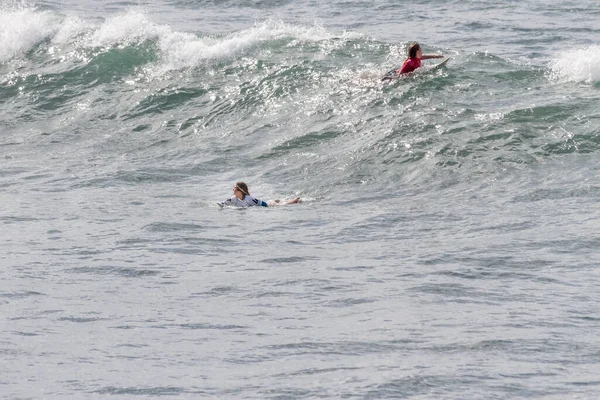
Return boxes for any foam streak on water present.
[1,1,600,399]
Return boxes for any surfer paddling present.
[382,42,444,81]
[219,182,301,208]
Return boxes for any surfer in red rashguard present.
[382,42,444,81]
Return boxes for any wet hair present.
[408,43,421,59]
[235,181,249,199]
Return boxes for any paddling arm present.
[421,54,444,60]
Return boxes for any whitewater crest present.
[0,7,60,63]
[549,45,600,84]
[0,6,355,71]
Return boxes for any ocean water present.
[2,0,600,398]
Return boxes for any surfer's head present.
[408,43,421,59]
[234,182,249,199]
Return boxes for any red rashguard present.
[398,58,421,74]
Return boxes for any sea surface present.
[2,0,600,399]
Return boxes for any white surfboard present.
[430,57,451,71]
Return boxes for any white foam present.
[87,13,358,70]
[0,7,358,72]
[0,7,59,62]
[52,15,89,45]
[89,11,162,47]
[156,19,358,71]
[549,45,600,84]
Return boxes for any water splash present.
[0,6,359,70]
[0,7,59,62]
[52,15,89,45]
[549,45,600,84]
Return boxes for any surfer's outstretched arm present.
[268,197,301,206]
[421,54,444,60]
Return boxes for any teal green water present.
[2,1,600,398]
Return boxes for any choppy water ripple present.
[2,0,600,399]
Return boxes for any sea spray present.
[0,7,59,62]
[549,45,600,84]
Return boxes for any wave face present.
[2,5,599,194]
[2,1,600,399]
